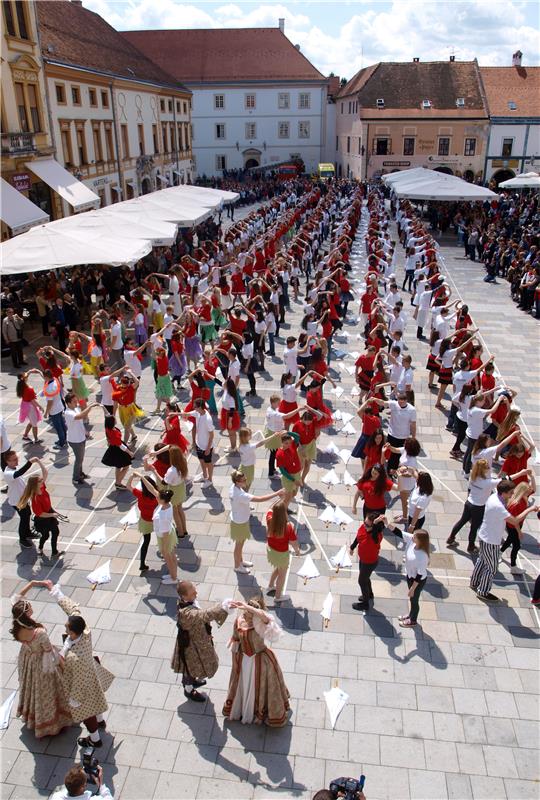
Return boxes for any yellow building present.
[1,0,56,238]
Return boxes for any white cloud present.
[84,0,540,78]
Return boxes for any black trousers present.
[387,435,405,471]
[407,576,426,623]
[8,341,24,368]
[14,504,31,544]
[140,533,151,567]
[452,418,467,451]
[35,517,59,553]
[358,559,377,604]
[450,501,485,547]
[500,524,521,566]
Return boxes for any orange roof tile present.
[480,66,540,116]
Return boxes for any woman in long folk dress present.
[223,597,290,727]
[10,579,72,738]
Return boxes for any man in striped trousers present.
[470,480,522,602]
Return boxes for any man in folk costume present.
[49,584,114,747]
[171,580,234,702]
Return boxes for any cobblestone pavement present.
[1,206,538,800]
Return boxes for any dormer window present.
[422,99,432,109]
[508,101,517,110]
[376,98,385,108]
[456,98,465,107]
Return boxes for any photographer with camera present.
[313,775,366,800]
[49,763,113,800]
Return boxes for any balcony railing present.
[1,131,37,155]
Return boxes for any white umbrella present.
[129,192,212,226]
[0,222,151,274]
[86,560,112,589]
[324,686,349,729]
[499,172,540,189]
[320,592,334,628]
[53,209,176,248]
[85,524,107,546]
[297,554,321,583]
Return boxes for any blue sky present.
[86,0,540,79]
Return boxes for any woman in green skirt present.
[228,470,284,574]
[69,349,90,408]
[266,501,301,603]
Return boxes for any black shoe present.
[78,736,102,748]
[20,540,34,549]
[192,679,207,688]
[268,471,277,478]
[477,592,500,603]
[97,720,107,730]
[1,486,7,494]
[184,688,206,702]
[51,550,65,558]
[352,602,369,611]
[140,564,149,572]
[80,472,90,479]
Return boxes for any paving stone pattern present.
[1,203,538,799]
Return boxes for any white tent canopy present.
[57,207,177,247]
[382,167,434,185]
[25,158,100,212]
[0,178,49,235]
[1,221,151,274]
[394,172,497,201]
[499,172,540,189]
[175,185,239,205]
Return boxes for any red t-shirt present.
[481,373,496,392]
[22,386,36,402]
[31,484,52,517]
[506,497,528,529]
[361,412,381,435]
[357,477,393,509]
[276,445,301,475]
[229,316,247,336]
[501,451,530,481]
[156,355,169,377]
[353,523,383,564]
[266,510,297,552]
[132,487,158,522]
[292,419,317,445]
[106,427,123,446]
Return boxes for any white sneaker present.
[193,475,205,483]
[203,480,213,488]
[274,594,291,603]
[510,565,523,575]
[161,575,177,584]
[234,565,250,574]
[242,560,254,567]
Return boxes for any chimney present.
[512,50,523,67]
[449,55,455,62]
[278,18,285,33]
[413,57,420,63]
[71,0,83,5]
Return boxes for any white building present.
[123,22,330,177]
[35,0,193,216]
[480,55,540,185]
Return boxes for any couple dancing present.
[171,580,290,727]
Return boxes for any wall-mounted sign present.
[382,160,411,167]
[9,173,31,191]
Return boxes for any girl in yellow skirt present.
[137,475,177,585]
[228,470,284,575]
[154,444,189,539]
[111,371,144,445]
[266,501,301,603]
[66,331,94,375]
[239,427,286,490]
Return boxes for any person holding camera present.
[48,582,114,748]
[49,764,113,800]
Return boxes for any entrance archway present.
[243,148,261,169]
[434,166,453,175]
[141,177,152,195]
[492,168,515,186]
[463,170,474,183]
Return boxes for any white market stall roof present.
[0,221,152,274]
[381,167,434,185]
[395,174,498,201]
[1,184,239,274]
[499,172,540,189]
[25,158,100,212]
[0,178,49,235]
[57,207,178,248]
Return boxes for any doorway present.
[141,177,152,195]
[434,166,453,175]
[492,169,515,185]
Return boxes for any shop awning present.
[25,158,100,212]
[0,178,49,235]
